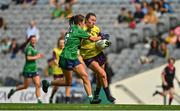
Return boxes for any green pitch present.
[0,104,180,110]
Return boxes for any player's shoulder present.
[93,25,100,31]
[53,47,62,52]
[53,47,58,51]
[25,43,33,50]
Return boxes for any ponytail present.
[69,14,85,26]
[69,16,75,26]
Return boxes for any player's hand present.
[39,53,44,58]
[100,33,110,40]
[163,82,168,86]
[37,53,44,58]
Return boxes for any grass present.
[0,104,180,110]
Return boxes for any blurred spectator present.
[154,3,162,17]
[25,0,37,5]
[158,42,169,59]
[49,0,64,19]
[159,0,174,14]
[147,38,159,56]
[0,17,7,38]
[149,0,160,10]
[165,30,177,46]
[60,0,77,18]
[174,26,180,48]
[26,20,40,41]
[131,0,141,4]
[9,38,20,59]
[12,0,37,5]
[116,7,127,24]
[125,11,134,23]
[134,4,144,23]
[19,20,40,53]
[126,11,136,29]
[12,0,24,4]
[139,38,159,64]
[143,7,158,24]
[0,37,11,54]
[129,18,136,29]
[141,1,149,15]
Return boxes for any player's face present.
[169,59,175,65]
[31,37,37,46]
[86,15,96,28]
[79,20,85,28]
[59,40,64,48]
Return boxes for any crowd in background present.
[116,0,174,27]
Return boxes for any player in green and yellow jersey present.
[45,37,71,103]
[80,13,116,103]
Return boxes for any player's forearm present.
[89,36,101,42]
[161,74,166,84]
[27,55,40,60]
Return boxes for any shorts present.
[59,56,81,70]
[162,82,174,91]
[53,74,64,80]
[23,72,39,78]
[83,52,106,67]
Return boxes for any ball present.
[96,39,111,50]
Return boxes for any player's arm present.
[78,29,101,42]
[161,72,168,86]
[52,51,58,65]
[88,36,101,42]
[27,53,43,60]
[26,48,44,60]
[88,28,102,42]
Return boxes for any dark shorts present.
[59,56,81,70]
[162,82,174,91]
[83,52,106,67]
[53,74,64,80]
[23,72,39,78]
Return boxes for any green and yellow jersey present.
[80,25,102,59]
[52,47,63,75]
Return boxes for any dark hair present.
[57,37,64,47]
[168,57,175,63]
[85,12,96,20]
[150,38,159,49]
[69,14,85,25]
[25,35,36,46]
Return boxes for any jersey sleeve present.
[162,67,167,75]
[77,29,89,39]
[26,47,32,56]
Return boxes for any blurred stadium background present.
[0,0,180,105]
